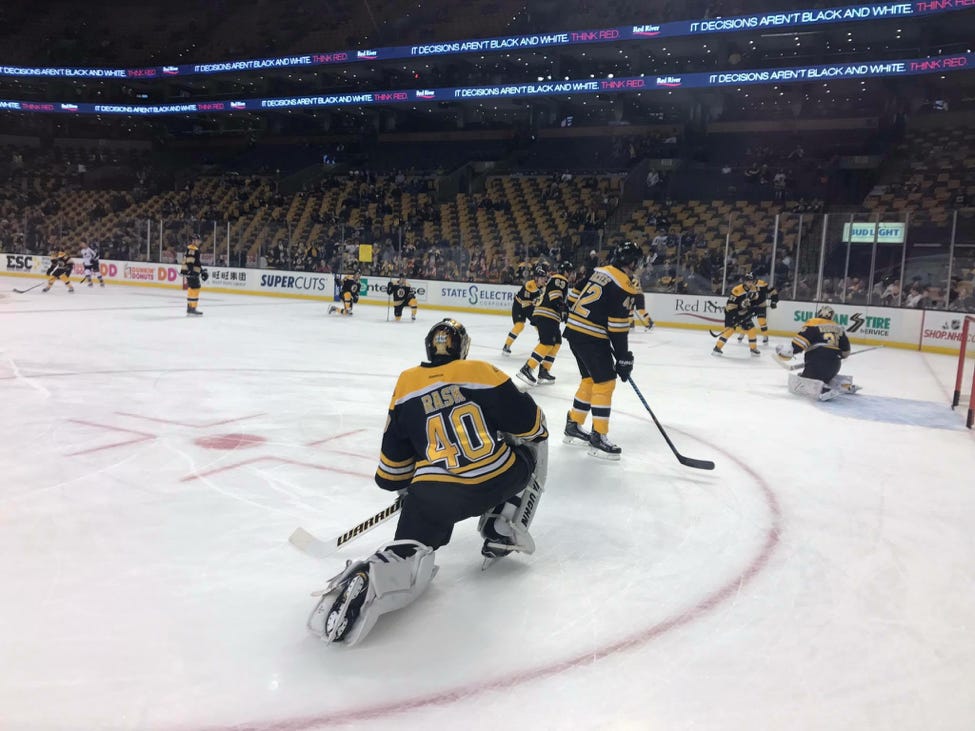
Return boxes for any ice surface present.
[1,276,973,731]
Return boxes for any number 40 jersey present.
[375,359,547,489]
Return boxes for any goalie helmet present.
[425,318,471,364]
[610,241,642,270]
[816,304,835,320]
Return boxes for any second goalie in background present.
[776,304,860,401]
[386,276,418,321]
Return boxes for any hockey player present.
[517,260,570,386]
[630,275,654,331]
[79,242,104,288]
[42,250,74,293]
[713,274,760,357]
[775,304,859,401]
[308,318,548,646]
[563,240,640,459]
[386,275,417,321]
[179,235,208,316]
[329,271,361,316]
[502,265,546,355]
[737,273,777,343]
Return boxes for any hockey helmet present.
[610,241,642,270]
[533,263,549,279]
[816,304,835,320]
[425,318,471,364]
[188,236,201,250]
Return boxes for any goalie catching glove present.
[615,351,634,382]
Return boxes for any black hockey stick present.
[708,329,722,338]
[627,377,715,470]
[289,495,405,559]
[13,283,43,294]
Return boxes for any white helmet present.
[816,304,835,320]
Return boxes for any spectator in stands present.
[905,283,925,308]
[880,278,901,306]
[845,277,866,303]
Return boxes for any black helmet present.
[610,241,641,269]
[534,264,548,278]
[425,318,471,364]
[744,271,756,282]
[558,260,574,274]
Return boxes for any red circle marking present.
[191,423,782,731]
[194,433,267,450]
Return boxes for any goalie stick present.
[289,495,405,560]
[628,377,715,470]
[774,345,884,371]
[13,283,43,294]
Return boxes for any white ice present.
[1,275,973,731]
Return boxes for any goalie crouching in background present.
[776,305,861,401]
[308,318,548,646]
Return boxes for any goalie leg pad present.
[788,372,826,399]
[477,440,547,558]
[827,374,860,393]
[308,539,436,646]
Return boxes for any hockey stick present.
[627,377,715,470]
[385,291,391,321]
[775,344,884,371]
[13,283,43,294]
[289,495,405,559]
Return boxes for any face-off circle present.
[194,433,267,450]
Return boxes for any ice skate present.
[323,568,370,642]
[327,305,337,314]
[762,336,769,344]
[536,368,556,385]
[563,412,591,445]
[737,333,744,342]
[186,307,203,317]
[516,364,536,386]
[501,345,512,356]
[750,348,761,357]
[588,431,621,460]
[817,387,840,402]
[711,347,723,357]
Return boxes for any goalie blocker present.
[307,318,549,646]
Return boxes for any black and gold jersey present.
[726,284,753,315]
[567,263,596,309]
[532,273,569,323]
[792,317,851,356]
[752,280,778,308]
[565,265,638,353]
[341,276,360,296]
[375,359,547,489]
[513,279,542,309]
[53,252,72,271]
[180,247,202,276]
[387,280,416,305]
[630,276,646,312]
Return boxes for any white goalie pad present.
[827,374,861,394]
[307,539,437,647]
[478,438,547,557]
[788,372,826,399]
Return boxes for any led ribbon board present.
[0,1,968,79]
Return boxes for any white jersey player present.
[80,244,104,287]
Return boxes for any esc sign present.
[841,221,905,244]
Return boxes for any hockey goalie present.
[775,305,861,401]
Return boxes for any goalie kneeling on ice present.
[788,372,860,402]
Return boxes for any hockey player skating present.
[736,273,776,343]
[329,271,360,316]
[713,274,760,357]
[41,250,74,293]
[517,261,571,386]
[308,318,548,646]
[179,235,208,316]
[563,240,640,459]
[775,304,860,401]
[386,275,418,321]
[79,242,104,288]
[502,265,546,355]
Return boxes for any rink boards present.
[2,252,973,356]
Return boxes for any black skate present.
[536,368,556,384]
[588,431,621,460]
[516,364,536,386]
[324,568,369,642]
[563,412,591,446]
[750,348,761,357]
[501,345,512,356]
[186,307,203,317]
[711,347,722,357]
